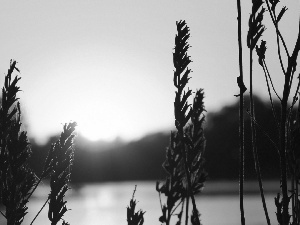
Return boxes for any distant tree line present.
[28,95,286,183]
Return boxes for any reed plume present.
[0,60,77,225]
[157,20,206,225]
[0,60,36,225]
[48,122,76,225]
[247,1,270,225]
[127,186,145,225]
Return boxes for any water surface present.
[20,181,279,225]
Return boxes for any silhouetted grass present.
[0,24,208,225]
[237,1,300,225]
[235,0,246,223]
[6,3,300,223]
[127,186,145,225]
[0,60,77,225]
[155,20,206,225]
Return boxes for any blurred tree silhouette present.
[205,95,282,180]
[28,95,287,183]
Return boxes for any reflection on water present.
[21,181,278,225]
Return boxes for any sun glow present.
[68,93,126,142]
[76,117,119,142]
[22,48,175,145]
[12,18,178,145]
[77,123,115,142]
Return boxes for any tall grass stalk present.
[247,1,270,225]
[238,1,300,224]
[289,98,300,224]
[157,20,206,225]
[0,60,36,225]
[235,0,246,224]
[0,60,77,225]
[260,1,300,224]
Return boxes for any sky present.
[0,1,299,144]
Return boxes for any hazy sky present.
[0,1,299,144]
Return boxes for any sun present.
[73,104,121,142]
[77,120,117,142]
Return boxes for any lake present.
[15,181,280,225]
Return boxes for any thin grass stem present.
[292,178,295,222]
[170,199,184,215]
[185,179,189,225]
[288,69,297,92]
[0,210,6,218]
[25,176,45,203]
[249,49,271,225]
[290,75,300,108]
[280,82,291,225]
[265,0,290,58]
[167,205,171,225]
[236,0,246,224]
[246,110,279,153]
[296,181,299,225]
[262,60,280,130]
[179,198,185,225]
[263,60,281,101]
[30,197,50,225]
[158,188,163,212]
[275,25,287,75]
[296,97,300,225]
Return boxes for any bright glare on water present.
[18,181,278,225]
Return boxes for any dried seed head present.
[256,40,267,66]
[247,1,266,50]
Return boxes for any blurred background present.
[0,0,299,224]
